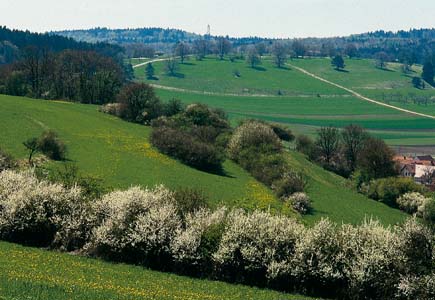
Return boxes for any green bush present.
[151,126,224,172]
[173,188,208,216]
[273,171,307,199]
[37,130,67,161]
[365,177,425,207]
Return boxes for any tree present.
[255,42,267,56]
[315,126,340,164]
[272,42,288,68]
[193,39,209,60]
[23,137,39,165]
[216,38,232,60]
[422,61,434,86]
[358,137,397,180]
[331,55,345,70]
[165,57,179,76]
[246,46,261,68]
[174,42,190,63]
[292,40,306,57]
[341,124,368,171]
[345,43,358,59]
[412,77,424,89]
[375,52,389,69]
[117,83,162,123]
[145,63,155,80]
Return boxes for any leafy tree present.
[358,137,397,180]
[422,61,434,86]
[315,126,340,164]
[117,83,162,123]
[272,42,288,68]
[412,77,424,89]
[255,42,267,56]
[246,47,261,68]
[331,55,345,70]
[341,124,368,171]
[145,63,155,80]
[292,40,307,57]
[193,39,209,60]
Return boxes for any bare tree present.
[341,124,368,171]
[246,46,261,68]
[165,57,179,76]
[255,42,267,56]
[193,39,209,60]
[316,126,340,164]
[272,42,288,68]
[174,42,190,63]
[375,52,389,69]
[216,37,232,60]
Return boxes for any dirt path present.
[287,63,435,120]
[132,58,169,69]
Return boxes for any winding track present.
[287,63,435,120]
[131,57,435,120]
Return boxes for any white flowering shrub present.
[99,103,123,117]
[171,207,227,274]
[341,220,402,299]
[214,209,304,285]
[0,170,84,247]
[396,274,435,300]
[286,192,312,214]
[397,192,429,214]
[228,121,282,160]
[87,186,181,265]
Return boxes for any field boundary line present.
[287,63,435,120]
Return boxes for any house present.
[396,154,435,185]
[414,164,435,184]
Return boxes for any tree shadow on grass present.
[181,62,196,66]
[334,68,350,73]
[169,73,185,78]
[376,67,395,72]
[252,66,267,72]
[146,76,159,81]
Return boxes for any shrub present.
[417,198,435,223]
[0,170,84,247]
[173,187,208,216]
[273,171,307,199]
[150,126,224,172]
[397,274,435,300]
[0,148,16,171]
[287,192,312,215]
[87,186,181,267]
[214,210,304,286]
[171,208,227,275]
[228,121,282,160]
[295,135,315,157]
[365,177,425,207]
[99,103,123,117]
[396,192,429,214]
[184,103,229,129]
[37,130,67,161]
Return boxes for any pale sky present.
[1,0,434,38]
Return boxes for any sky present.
[1,0,434,38]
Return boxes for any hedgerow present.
[0,169,434,299]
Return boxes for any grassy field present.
[286,151,406,226]
[290,58,435,115]
[0,241,317,300]
[0,94,407,225]
[133,56,435,148]
[0,94,281,212]
[136,57,347,96]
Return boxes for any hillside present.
[0,241,316,300]
[136,57,435,147]
[0,94,407,225]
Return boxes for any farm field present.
[155,89,435,147]
[0,241,317,300]
[290,58,435,115]
[0,94,407,225]
[134,56,435,148]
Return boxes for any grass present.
[286,151,407,226]
[0,94,281,213]
[136,57,347,96]
[0,241,318,300]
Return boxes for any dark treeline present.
[0,27,130,103]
